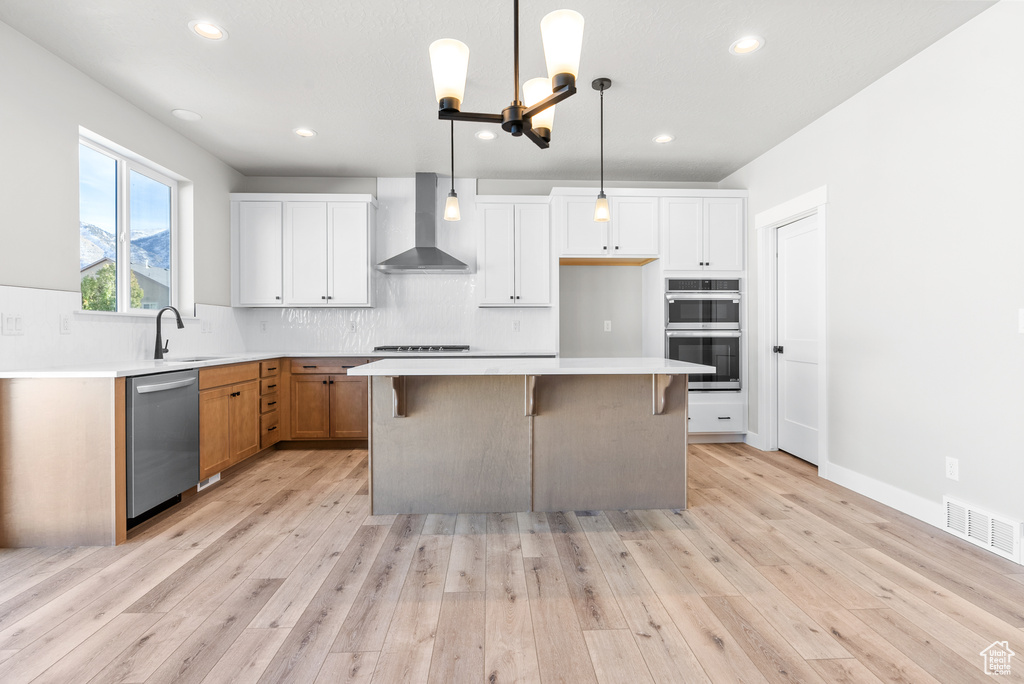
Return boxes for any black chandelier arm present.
[523,126,550,149]
[522,80,577,120]
[438,110,504,124]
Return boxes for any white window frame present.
[79,136,179,314]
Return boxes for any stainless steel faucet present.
[154,306,184,360]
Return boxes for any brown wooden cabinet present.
[199,363,261,480]
[290,368,369,440]
[259,359,284,449]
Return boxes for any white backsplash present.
[0,285,246,370]
[1,177,558,369]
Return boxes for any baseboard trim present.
[690,433,746,444]
[743,431,765,450]
[825,462,943,528]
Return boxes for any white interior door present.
[777,214,820,464]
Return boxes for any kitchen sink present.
[163,356,224,364]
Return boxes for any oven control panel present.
[667,279,740,292]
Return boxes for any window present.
[79,138,177,312]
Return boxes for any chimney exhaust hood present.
[376,173,469,274]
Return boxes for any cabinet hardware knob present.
[515,295,520,299]
[267,426,277,432]
[509,295,514,300]
[275,296,280,300]
[602,245,607,250]
[327,296,333,300]
[322,380,327,385]
[321,296,326,300]
[268,401,277,406]
[615,246,619,250]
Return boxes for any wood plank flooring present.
[1,443,1022,683]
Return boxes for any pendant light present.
[593,77,611,222]
[428,0,584,149]
[444,120,461,221]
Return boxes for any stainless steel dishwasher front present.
[126,369,200,518]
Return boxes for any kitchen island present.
[349,357,715,514]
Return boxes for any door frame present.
[754,186,829,476]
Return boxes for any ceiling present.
[0,0,995,182]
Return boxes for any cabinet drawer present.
[260,359,281,378]
[260,377,282,395]
[290,357,371,375]
[261,393,280,414]
[199,362,259,390]
[688,402,746,433]
[260,411,281,449]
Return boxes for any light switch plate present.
[2,312,24,336]
[604,320,612,332]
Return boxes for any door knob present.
[773,345,784,354]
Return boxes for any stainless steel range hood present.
[376,173,469,274]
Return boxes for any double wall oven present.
[665,279,741,390]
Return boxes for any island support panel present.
[532,374,688,511]
[369,375,532,514]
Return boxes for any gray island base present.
[351,358,714,515]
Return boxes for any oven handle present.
[666,292,740,301]
[666,330,741,338]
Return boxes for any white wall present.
[558,266,642,357]
[0,20,242,304]
[720,1,1024,519]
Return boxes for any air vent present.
[943,497,1021,564]
[197,473,221,491]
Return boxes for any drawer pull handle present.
[303,365,317,369]
[267,401,277,406]
[230,391,240,397]
[267,426,277,432]
[718,416,731,420]
[267,366,277,371]
[267,384,276,389]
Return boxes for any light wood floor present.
[1,443,1022,683]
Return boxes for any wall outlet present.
[59,313,72,335]
[604,320,612,332]
[201,320,213,334]
[259,321,268,333]
[347,321,357,333]
[945,457,959,481]
[513,320,521,333]
[2,313,24,336]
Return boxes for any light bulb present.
[594,192,610,222]
[444,192,461,221]
[429,39,470,108]
[541,10,585,80]
[523,77,555,133]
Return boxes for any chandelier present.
[428,1,584,149]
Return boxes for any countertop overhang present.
[349,357,716,376]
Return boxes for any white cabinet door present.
[284,202,328,305]
[236,202,283,305]
[610,197,658,256]
[662,198,703,271]
[478,204,516,305]
[561,198,608,256]
[328,202,370,306]
[704,198,744,271]
[515,204,550,305]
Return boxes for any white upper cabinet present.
[233,201,283,306]
[558,195,658,258]
[285,202,329,305]
[662,196,744,271]
[231,193,376,308]
[478,202,550,307]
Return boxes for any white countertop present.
[349,357,716,376]
[0,350,558,379]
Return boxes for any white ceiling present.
[0,0,995,182]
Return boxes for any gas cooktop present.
[373,345,471,353]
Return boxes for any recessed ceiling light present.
[730,35,764,55]
[475,130,497,141]
[293,128,317,138]
[653,134,674,144]
[188,20,227,41]
[172,109,202,121]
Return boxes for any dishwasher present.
[126,369,200,520]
